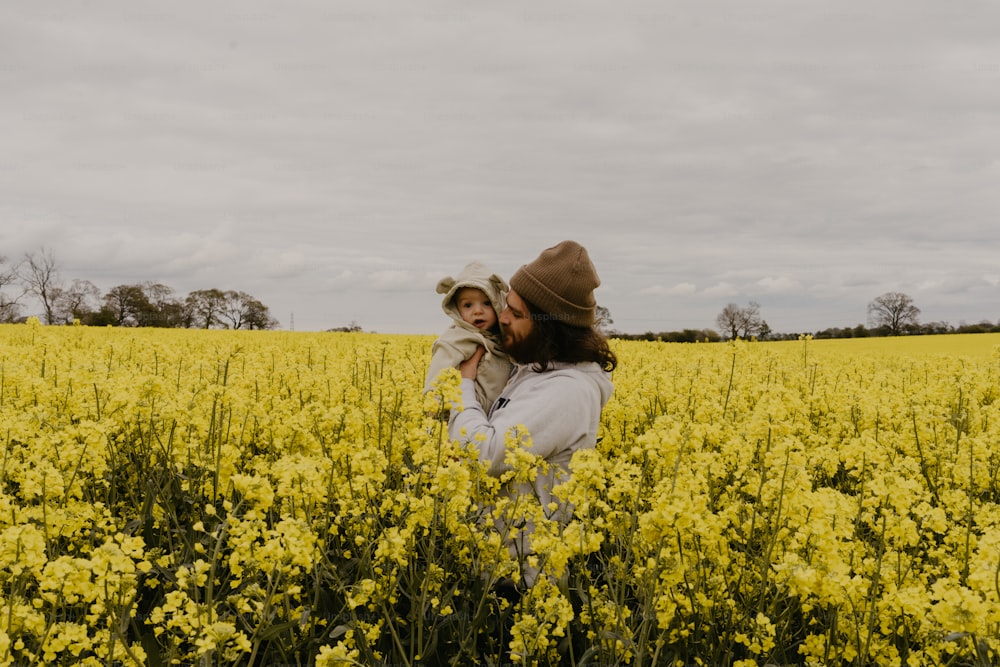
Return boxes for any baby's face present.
[454,287,497,331]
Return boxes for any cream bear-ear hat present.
[436,261,509,315]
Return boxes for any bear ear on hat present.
[436,277,456,295]
[489,273,509,293]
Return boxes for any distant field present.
[762,332,1000,358]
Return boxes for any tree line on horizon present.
[5,249,997,339]
[0,248,278,330]
[606,292,1000,343]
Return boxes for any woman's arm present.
[450,371,596,476]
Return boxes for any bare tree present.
[142,282,185,327]
[716,304,742,339]
[715,301,764,340]
[0,255,25,323]
[219,290,250,329]
[19,247,62,324]
[595,305,614,336]
[143,282,175,309]
[55,279,101,323]
[218,290,278,330]
[868,292,920,335]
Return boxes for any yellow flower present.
[426,366,463,413]
[230,473,275,510]
[0,524,47,576]
[316,643,361,667]
[930,580,989,634]
[194,621,251,661]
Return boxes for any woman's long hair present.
[518,298,617,373]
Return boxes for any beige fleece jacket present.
[424,261,513,410]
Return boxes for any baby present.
[424,261,513,411]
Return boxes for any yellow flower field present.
[0,320,998,666]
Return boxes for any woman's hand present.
[458,346,486,380]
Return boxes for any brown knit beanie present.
[509,240,600,328]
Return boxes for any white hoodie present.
[449,360,614,585]
[449,360,614,510]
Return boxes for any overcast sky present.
[3,1,998,334]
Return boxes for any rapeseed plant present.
[1,324,999,665]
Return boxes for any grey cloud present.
[2,0,999,333]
